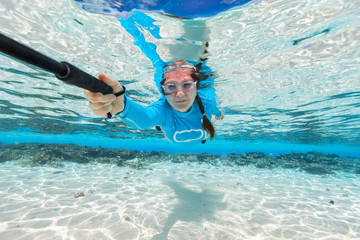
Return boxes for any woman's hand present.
[84,73,125,117]
[215,112,224,120]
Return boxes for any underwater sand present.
[0,158,359,240]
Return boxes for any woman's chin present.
[174,104,191,113]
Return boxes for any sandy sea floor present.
[0,159,359,240]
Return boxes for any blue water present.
[1,0,359,157]
[73,0,254,18]
[1,1,360,239]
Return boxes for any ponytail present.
[196,95,215,140]
[194,41,216,140]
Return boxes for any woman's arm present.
[116,96,165,129]
[84,73,164,129]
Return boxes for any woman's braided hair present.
[161,42,216,139]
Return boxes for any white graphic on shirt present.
[173,129,205,143]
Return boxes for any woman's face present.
[163,68,197,112]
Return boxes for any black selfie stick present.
[0,32,113,94]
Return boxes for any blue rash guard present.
[116,94,222,144]
[115,12,222,144]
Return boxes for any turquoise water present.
[0,0,359,156]
[1,0,360,239]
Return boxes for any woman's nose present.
[175,88,185,96]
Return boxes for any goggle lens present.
[163,81,195,94]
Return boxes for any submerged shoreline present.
[1,142,359,175]
[0,142,359,239]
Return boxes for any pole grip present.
[0,33,114,95]
[56,62,113,94]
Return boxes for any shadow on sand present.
[152,178,227,240]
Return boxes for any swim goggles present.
[162,80,196,94]
[163,64,196,73]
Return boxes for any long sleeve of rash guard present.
[116,95,165,129]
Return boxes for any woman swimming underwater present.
[84,59,224,144]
